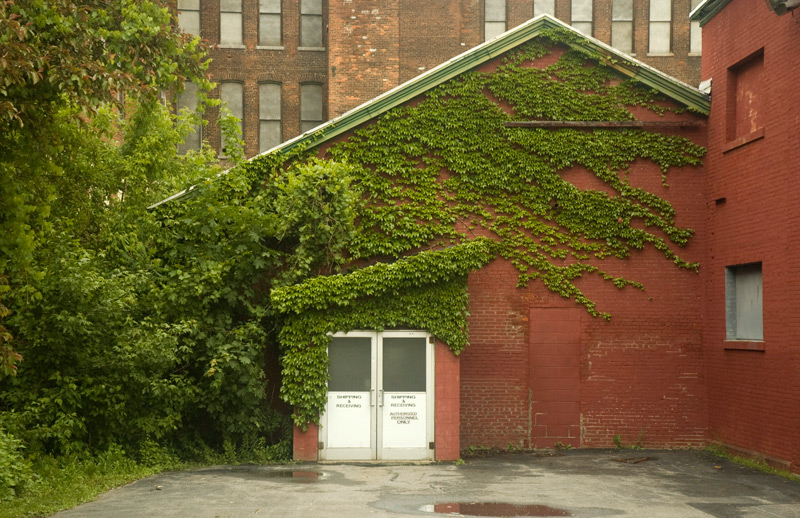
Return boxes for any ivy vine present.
[263,36,705,425]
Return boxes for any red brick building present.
[228,15,711,463]
[161,1,799,473]
[175,0,703,159]
[692,0,800,474]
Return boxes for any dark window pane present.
[328,337,372,392]
[382,337,426,392]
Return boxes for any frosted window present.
[220,0,242,46]
[300,83,323,133]
[300,0,323,47]
[612,0,633,54]
[534,0,555,17]
[572,0,593,36]
[649,0,671,53]
[259,0,281,46]
[485,0,506,41]
[328,337,372,392]
[382,338,426,392]
[726,264,763,341]
[690,0,702,54]
[177,0,200,36]
[259,83,281,153]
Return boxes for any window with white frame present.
[534,0,555,17]
[300,0,323,48]
[571,0,593,36]
[300,83,323,133]
[725,263,763,341]
[220,82,243,154]
[259,0,281,47]
[690,0,702,54]
[177,81,201,154]
[177,0,200,36]
[612,0,633,54]
[484,0,506,41]
[649,0,671,54]
[220,0,243,46]
[259,83,281,153]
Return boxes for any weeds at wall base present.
[706,444,800,483]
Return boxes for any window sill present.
[724,127,765,153]
[688,52,702,57]
[298,46,326,52]
[724,341,765,352]
[646,52,674,57]
[256,45,285,50]
[218,44,246,49]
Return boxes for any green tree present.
[0,0,210,376]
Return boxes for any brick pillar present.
[293,422,319,461]
[435,341,460,460]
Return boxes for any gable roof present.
[150,14,710,208]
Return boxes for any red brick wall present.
[459,109,709,451]
[327,0,401,118]
[699,0,800,473]
[307,37,709,458]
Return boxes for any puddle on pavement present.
[262,470,324,482]
[421,502,570,516]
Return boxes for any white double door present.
[319,330,434,461]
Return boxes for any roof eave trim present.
[690,0,733,26]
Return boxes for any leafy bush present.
[0,427,32,501]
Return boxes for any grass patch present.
[706,444,800,483]
[0,446,179,518]
[1,438,291,517]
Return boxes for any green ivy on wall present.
[264,35,704,426]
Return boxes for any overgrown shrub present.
[0,427,32,500]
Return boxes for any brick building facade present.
[175,0,703,159]
[159,0,800,474]
[693,0,800,474]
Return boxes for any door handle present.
[378,389,384,407]
[370,389,375,407]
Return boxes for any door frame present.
[319,330,435,461]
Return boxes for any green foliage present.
[0,427,32,501]
[0,276,20,377]
[272,238,497,314]
[0,0,211,382]
[264,38,704,425]
[321,41,703,321]
[0,446,175,518]
[0,73,288,475]
[0,0,209,129]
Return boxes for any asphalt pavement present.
[53,449,800,518]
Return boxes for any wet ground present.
[53,449,800,518]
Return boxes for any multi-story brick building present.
[175,1,704,159]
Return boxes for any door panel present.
[379,336,429,456]
[321,334,376,459]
